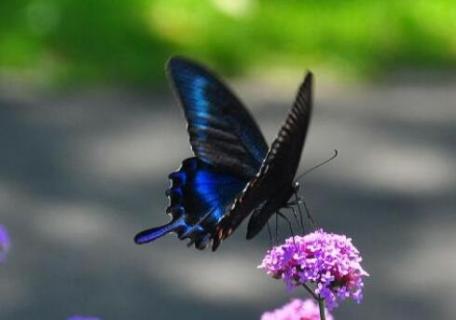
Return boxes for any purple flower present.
[0,225,10,263]
[261,298,333,320]
[259,229,368,310]
[66,316,100,320]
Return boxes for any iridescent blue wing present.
[135,158,248,249]
[213,72,313,250]
[135,57,268,250]
[167,57,268,179]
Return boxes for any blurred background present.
[0,0,455,319]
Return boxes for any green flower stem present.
[302,283,326,320]
[318,298,326,320]
[303,283,319,300]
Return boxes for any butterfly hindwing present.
[135,157,248,249]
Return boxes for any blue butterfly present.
[134,57,313,251]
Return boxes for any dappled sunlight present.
[358,144,454,194]
[74,115,189,184]
[387,215,456,318]
[34,201,119,247]
[1,1,456,318]
[146,252,274,303]
[314,136,456,195]
[5,1,456,85]
[211,0,256,17]
[391,215,456,288]
[0,271,32,314]
[0,76,455,319]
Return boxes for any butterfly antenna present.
[296,149,338,181]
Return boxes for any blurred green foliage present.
[1,0,455,85]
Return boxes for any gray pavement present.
[0,75,455,319]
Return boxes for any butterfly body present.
[245,182,299,239]
[135,56,313,251]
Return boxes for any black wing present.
[167,57,268,179]
[213,72,313,249]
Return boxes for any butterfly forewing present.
[167,57,268,179]
[261,72,313,183]
[213,72,313,250]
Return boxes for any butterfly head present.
[293,181,300,193]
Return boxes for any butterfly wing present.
[213,72,313,250]
[135,57,269,250]
[167,57,268,179]
[135,158,248,249]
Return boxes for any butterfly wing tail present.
[134,219,182,244]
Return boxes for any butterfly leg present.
[289,205,305,234]
[266,221,274,247]
[286,195,307,233]
[293,193,306,232]
[275,213,279,244]
[277,211,295,245]
[293,192,317,229]
[301,199,317,229]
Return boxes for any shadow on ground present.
[0,76,455,320]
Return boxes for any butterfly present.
[134,56,313,251]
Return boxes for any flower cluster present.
[259,229,368,310]
[261,299,333,320]
[0,225,10,263]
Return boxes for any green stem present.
[303,283,319,300]
[318,298,326,320]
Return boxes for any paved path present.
[0,76,455,319]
